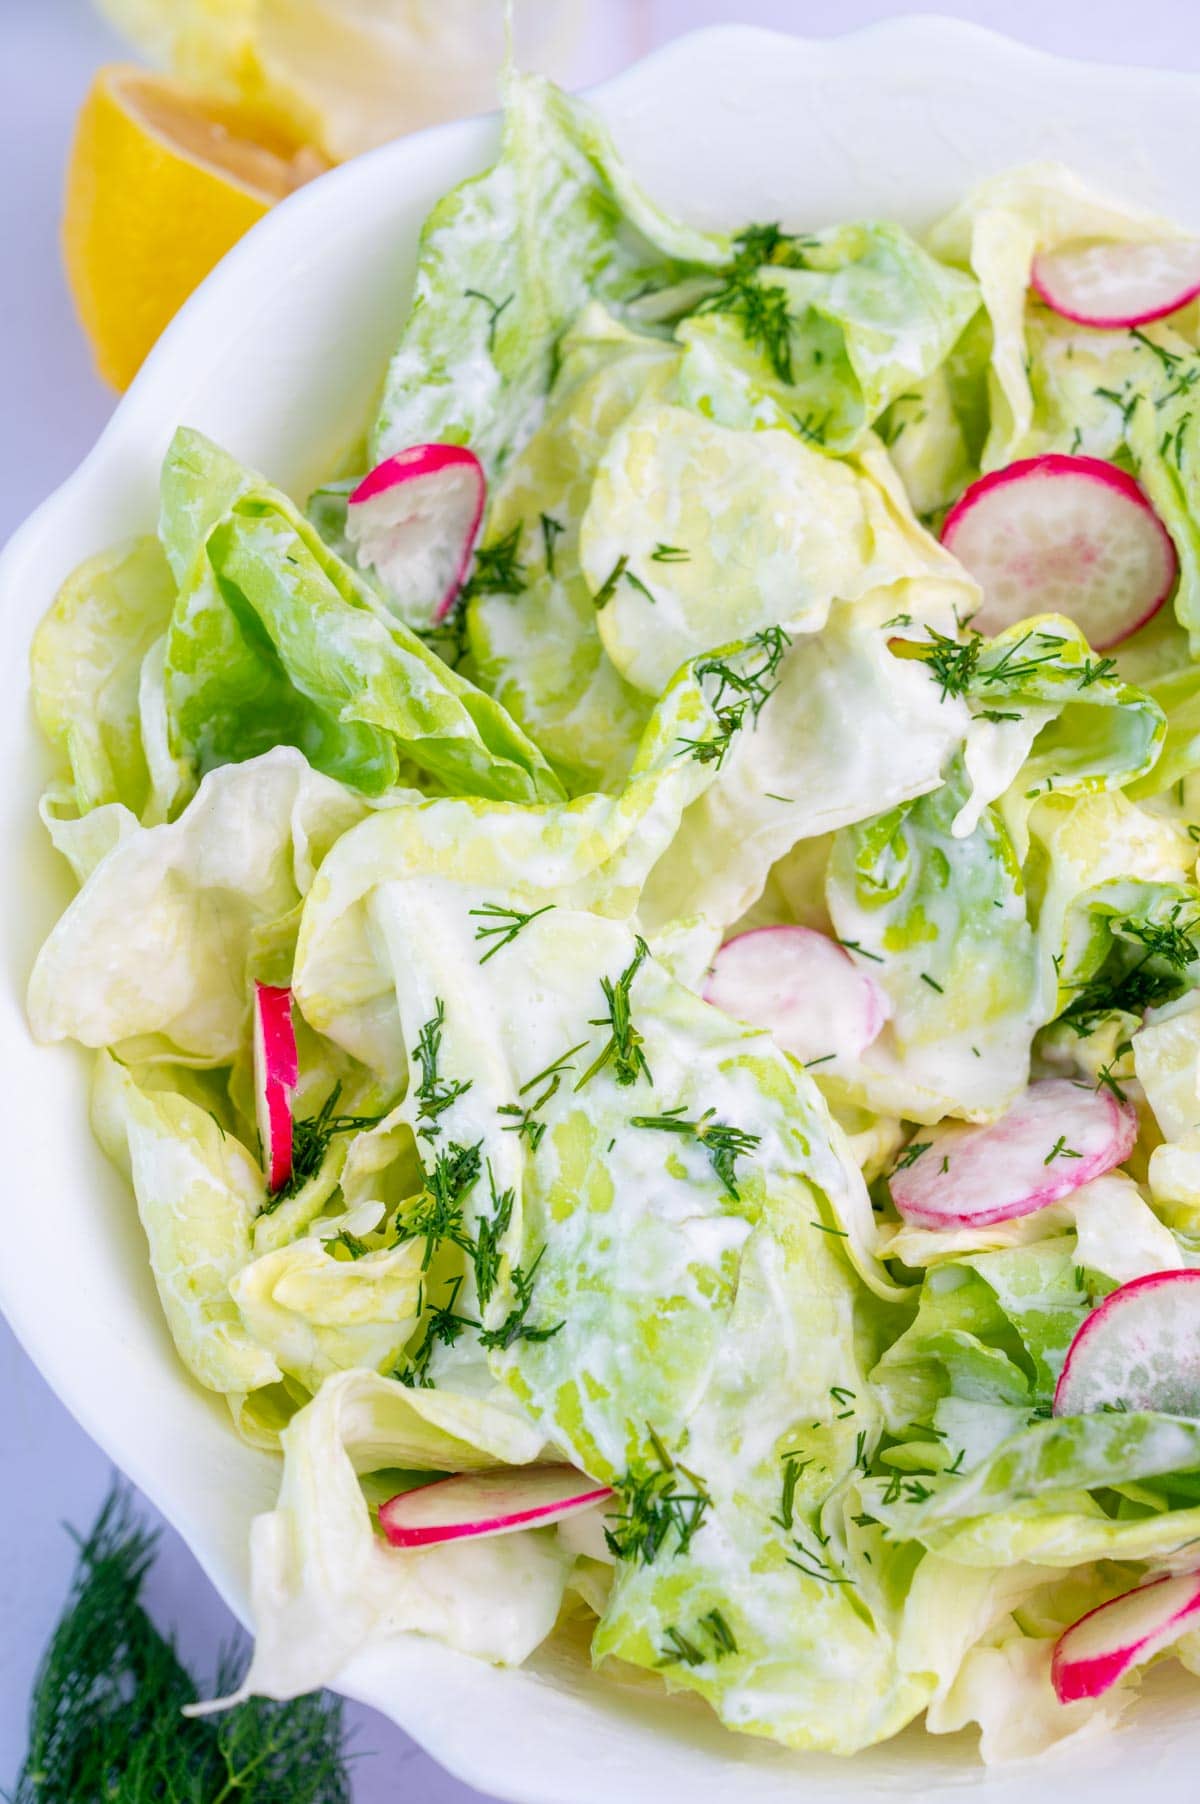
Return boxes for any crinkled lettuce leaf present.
[826,756,1042,1123]
[672,221,979,454]
[372,71,724,493]
[231,1233,424,1394]
[927,163,1178,468]
[161,428,564,804]
[467,308,675,789]
[28,748,367,1063]
[91,1051,279,1395]
[30,536,182,821]
[233,1369,565,1701]
[580,403,975,696]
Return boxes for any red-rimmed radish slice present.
[253,981,298,1193]
[891,1078,1137,1229]
[1032,240,1200,330]
[379,1464,613,1549]
[1053,1268,1200,1417]
[703,925,888,1066]
[346,444,485,625]
[941,455,1177,649]
[1051,1571,1200,1703]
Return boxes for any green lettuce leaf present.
[234,1369,565,1701]
[671,221,979,454]
[30,536,180,820]
[28,748,367,1063]
[91,1052,279,1395]
[161,428,564,804]
[371,71,724,488]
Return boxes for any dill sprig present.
[393,1139,482,1269]
[605,1429,712,1565]
[678,626,791,768]
[411,999,472,1140]
[1059,904,1200,1035]
[691,220,813,384]
[629,1106,761,1199]
[463,286,513,350]
[591,554,656,610]
[469,901,555,964]
[575,938,653,1091]
[477,1245,564,1351]
[472,1163,515,1311]
[13,1485,351,1804]
[460,522,526,600]
[770,1451,812,1531]
[398,1275,480,1389]
[263,1083,383,1206]
[539,512,564,576]
[499,1040,589,1151]
[650,542,689,563]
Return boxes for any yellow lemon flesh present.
[63,64,326,389]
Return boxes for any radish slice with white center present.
[890,1078,1137,1229]
[1052,1571,1200,1703]
[1032,239,1200,330]
[346,444,485,625]
[379,1465,613,1549]
[1053,1269,1200,1417]
[941,455,1177,649]
[703,925,888,1066]
[253,981,298,1193]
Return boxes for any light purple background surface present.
[4,2,1199,1797]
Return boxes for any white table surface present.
[5,1,1200,1797]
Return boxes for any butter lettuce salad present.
[28,67,1200,1765]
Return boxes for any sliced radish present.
[1032,239,1200,330]
[890,1078,1137,1229]
[1052,1571,1200,1703]
[379,1464,613,1549]
[703,925,888,1067]
[346,444,485,626]
[253,981,298,1193]
[941,455,1177,649]
[1053,1269,1200,1417]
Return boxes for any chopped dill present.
[630,1106,761,1199]
[605,1430,712,1564]
[575,938,653,1090]
[469,901,555,964]
[411,999,473,1139]
[263,1083,383,1206]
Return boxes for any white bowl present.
[5,17,1200,1802]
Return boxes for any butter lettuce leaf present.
[161,428,564,805]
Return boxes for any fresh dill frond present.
[575,938,653,1091]
[13,1485,351,1804]
[477,1245,564,1351]
[468,901,555,964]
[411,999,473,1139]
[650,542,690,563]
[398,1275,480,1389]
[471,1163,515,1311]
[605,1431,712,1564]
[914,627,982,700]
[463,286,513,350]
[539,512,565,576]
[393,1138,482,1269]
[1058,904,1200,1035]
[264,1083,383,1206]
[890,1140,931,1174]
[770,1451,812,1532]
[679,626,791,768]
[629,1106,761,1199]
[591,554,629,610]
[460,522,526,600]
